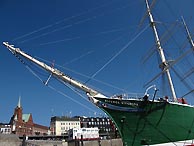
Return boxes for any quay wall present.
[0,134,122,146]
[0,134,21,146]
[27,139,123,146]
[68,139,123,146]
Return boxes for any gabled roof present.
[22,114,31,122]
[51,116,79,122]
[33,123,49,130]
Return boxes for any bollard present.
[22,134,26,146]
[81,135,83,146]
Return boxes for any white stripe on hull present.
[148,139,194,146]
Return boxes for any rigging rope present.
[60,81,94,106]
[34,52,146,96]
[14,3,131,44]
[144,44,194,88]
[38,27,129,46]
[62,51,93,66]
[88,24,149,81]
[11,0,117,42]
[22,58,97,113]
[141,21,179,64]
[35,55,128,94]
[48,84,96,113]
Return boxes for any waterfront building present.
[50,116,80,135]
[0,123,11,134]
[9,97,49,136]
[78,116,116,134]
[33,123,49,136]
[50,115,117,138]
[68,127,99,140]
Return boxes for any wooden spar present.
[3,42,105,98]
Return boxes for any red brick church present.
[9,97,49,136]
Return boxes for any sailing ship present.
[3,0,194,145]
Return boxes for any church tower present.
[13,96,23,122]
[10,96,34,136]
[9,96,48,136]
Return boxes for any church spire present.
[17,96,21,108]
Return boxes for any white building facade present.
[0,124,11,134]
[50,116,80,135]
[68,127,99,140]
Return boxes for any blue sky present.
[1,0,194,126]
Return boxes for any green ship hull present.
[94,97,194,146]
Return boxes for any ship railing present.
[110,93,144,100]
[110,93,173,102]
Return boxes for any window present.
[82,129,86,132]
[61,127,65,130]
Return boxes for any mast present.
[145,0,177,102]
[3,42,104,98]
